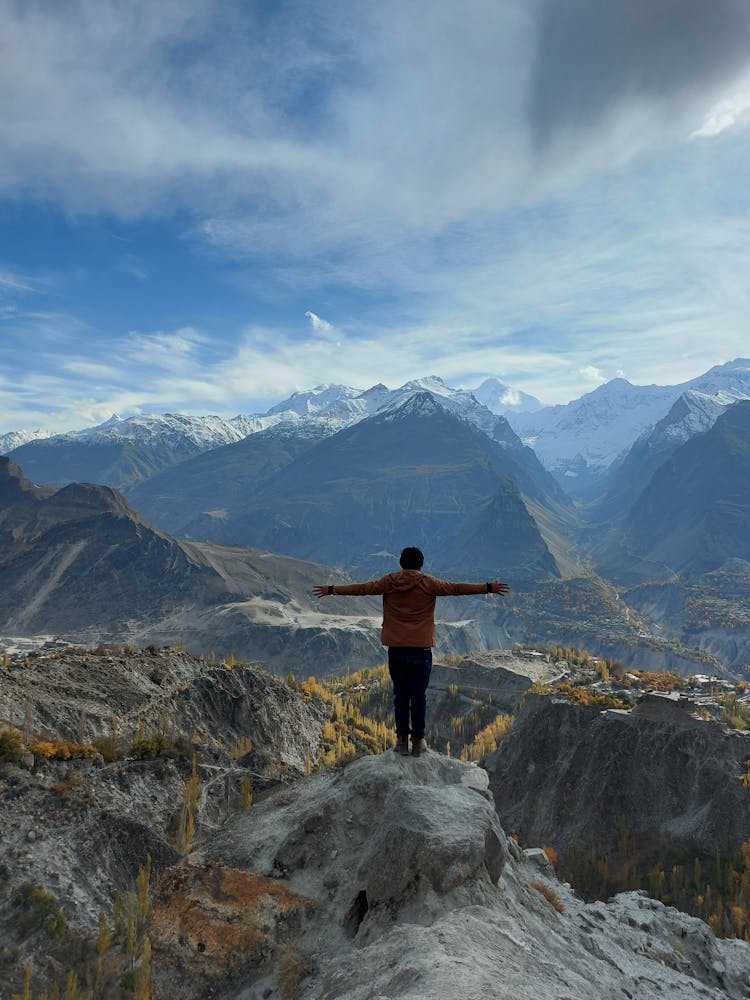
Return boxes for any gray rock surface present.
[485,693,750,853]
[152,752,750,1000]
[0,649,325,945]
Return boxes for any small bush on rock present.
[28,741,98,761]
[529,879,565,914]
[129,735,171,759]
[12,882,68,938]
[0,727,23,763]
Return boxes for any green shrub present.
[93,734,123,762]
[0,727,23,763]
[12,882,68,939]
[129,734,172,759]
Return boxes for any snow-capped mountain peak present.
[505,358,750,485]
[472,377,542,415]
[266,384,363,417]
[379,379,498,435]
[506,379,683,479]
[378,389,447,421]
[0,427,55,456]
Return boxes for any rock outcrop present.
[151,751,749,999]
[0,649,325,953]
[485,693,750,853]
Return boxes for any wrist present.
[328,585,334,595]
[486,582,492,593]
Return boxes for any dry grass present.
[276,944,311,999]
[229,735,253,759]
[529,879,565,914]
[541,844,559,867]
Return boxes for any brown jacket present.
[332,569,489,648]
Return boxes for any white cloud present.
[62,360,122,380]
[0,270,36,294]
[579,365,606,383]
[691,79,750,138]
[2,1,750,427]
[122,328,209,370]
[305,311,333,332]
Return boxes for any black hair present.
[399,546,424,570]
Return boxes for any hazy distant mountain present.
[7,412,252,489]
[267,382,391,422]
[184,391,563,581]
[685,357,750,400]
[267,376,507,432]
[472,377,542,414]
[0,455,389,671]
[598,400,750,584]
[126,421,332,535]
[590,389,732,528]
[507,358,750,491]
[507,378,681,488]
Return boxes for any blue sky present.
[2,0,750,432]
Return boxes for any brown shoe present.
[411,738,428,757]
[394,737,410,756]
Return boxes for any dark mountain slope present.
[8,435,192,490]
[0,473,224,634]
[439,477,559,582]
[0,456,54,506]
[488,416,572,508]
[0,459,389,671]
[185,393,561,578]
[598,400,750,584]
[126,422,330,535]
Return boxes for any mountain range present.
[2,360,749,674]
[134,391,567,582]
[506,358,750,489]
[0,454,529,672]
[5,362,749,499]
[0,455,390,671]
[0,375,528,489]
[599,400,750,584]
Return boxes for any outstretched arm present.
[427,577,510,597]
[313,576,390,598]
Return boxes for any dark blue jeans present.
[388,646,432,741]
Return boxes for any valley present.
[1,363,750,995]
[3,363,749,679]
[1,642,750,998]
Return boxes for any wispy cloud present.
[305,310,333,333]
[691,75,750,138]
[580,365,606,384]
[0,269,37,294]
[1,1,750,430]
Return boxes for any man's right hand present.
[491,580,510,595]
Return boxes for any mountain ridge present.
[180,390,565,581]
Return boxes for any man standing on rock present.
[313,547,509,756]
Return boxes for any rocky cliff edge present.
[151,752,749,1000]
